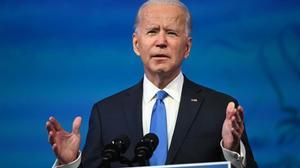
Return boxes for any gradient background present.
[1,0,300,167]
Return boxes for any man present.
[46,0,258,167]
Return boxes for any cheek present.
[138,44,149,56]
[173,44,187,59]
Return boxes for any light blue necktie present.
[150,90,168,165]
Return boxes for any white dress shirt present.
[142,72,183,148]
[53,72,246,168]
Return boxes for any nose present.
[155,32,167,49]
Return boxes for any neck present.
[145,70,181,89]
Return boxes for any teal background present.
[1,0,300,167]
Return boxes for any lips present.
[151,54,170,58]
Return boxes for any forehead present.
[139,4,186,28]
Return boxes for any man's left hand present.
[222,102,244,153]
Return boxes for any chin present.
[151,66,169,73]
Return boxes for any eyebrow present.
[145,25,179,31]
[145,25,159,30]
[165,28,178,32]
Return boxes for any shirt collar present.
[143,72,184,103]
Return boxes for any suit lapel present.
[121,77,205,164]
[123,80,144,142]
[166,78,204,164]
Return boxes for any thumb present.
[226,102,235,119]
[72,116,82,135]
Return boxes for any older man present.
[46,0,257,167]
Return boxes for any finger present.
[72,116,82,135]
[52,143,59,157]
[48,131,56,145]
[235,115,243,130]
[237,106,244,122]
[234,106,244,130]
[231,128,241,140]
[226,102,235,119]
[231,115,240,130]
[232,110,242,124]
[231,116,244,135]
[46,121,56,133]
[46,121,52,133]
[232,122,244,136]
[49,116,63,131]
[235,113,242,123]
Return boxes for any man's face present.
[133,4,192,77]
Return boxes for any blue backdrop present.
[1,0,300,167]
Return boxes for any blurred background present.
[1,0,299,167]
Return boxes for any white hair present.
[134,0,192,36]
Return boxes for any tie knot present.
[156,90,168,101]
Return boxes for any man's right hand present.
[46,116,82,164]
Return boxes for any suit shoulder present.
[94,81,142,106]
[186,79,237,102]
[202,85,236,101]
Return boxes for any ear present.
[133,32,141,56]
[184,37,192,59]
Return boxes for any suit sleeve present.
[79,104,104,167]
[229,99,258,168]
[233,99,258,167]
[240,126,258,168]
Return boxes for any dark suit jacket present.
[80,77,257,167]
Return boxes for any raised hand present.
[222,102,244,153]
[46,116,82,164]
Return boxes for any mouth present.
[151,54,170,59]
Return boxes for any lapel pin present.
[191,98,198,102]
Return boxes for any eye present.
[167,31,178,36]
[147,30,157,35]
